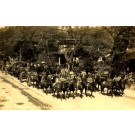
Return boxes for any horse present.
[13,64,22,78]
[59,80,69,99]
[52,75,67,99]
[36,71,46,89]
[101,78,114,97]
[76,76,84,98]
[41,74,54,94]
[115,76,128,96]
[68,78,76,99]
[95,74,105,91]
[40,72,47,90]
[81,74,87,93]
[27,72,38,88]
[6,64,12,75]
[85,75,95,97]
[112,76,123,96]
[52,81,61,98]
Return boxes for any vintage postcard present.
[0,26,135,110]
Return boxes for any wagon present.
[27,72,38,87]
[19,71,28,82]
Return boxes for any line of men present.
[0,59,128,99]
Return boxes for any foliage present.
[104,26,135,75]
[0,26,134,74]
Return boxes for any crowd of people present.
[0,56,129,99]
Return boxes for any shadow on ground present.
[2,77,52,110]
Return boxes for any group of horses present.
[0,61,128,100]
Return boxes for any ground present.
[0,71,135,110]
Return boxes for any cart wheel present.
[19,74,23,82]
[27,76,31,86]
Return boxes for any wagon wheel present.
[27,76,31,86]
[19,73,23,82]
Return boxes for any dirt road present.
[0,71,135,110]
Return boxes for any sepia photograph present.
[1,1,135,135]
[0,26,135,110]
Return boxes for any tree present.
[0,26,60,62]
[104,26,135,75]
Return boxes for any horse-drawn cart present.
[19,70,28,82]
[27,72,38,87]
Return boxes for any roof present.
[126,48,135,54]
[82,46,93,52]
[126,48,135,59]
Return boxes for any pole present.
[59,56,61,65]
[19,45,22,63]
